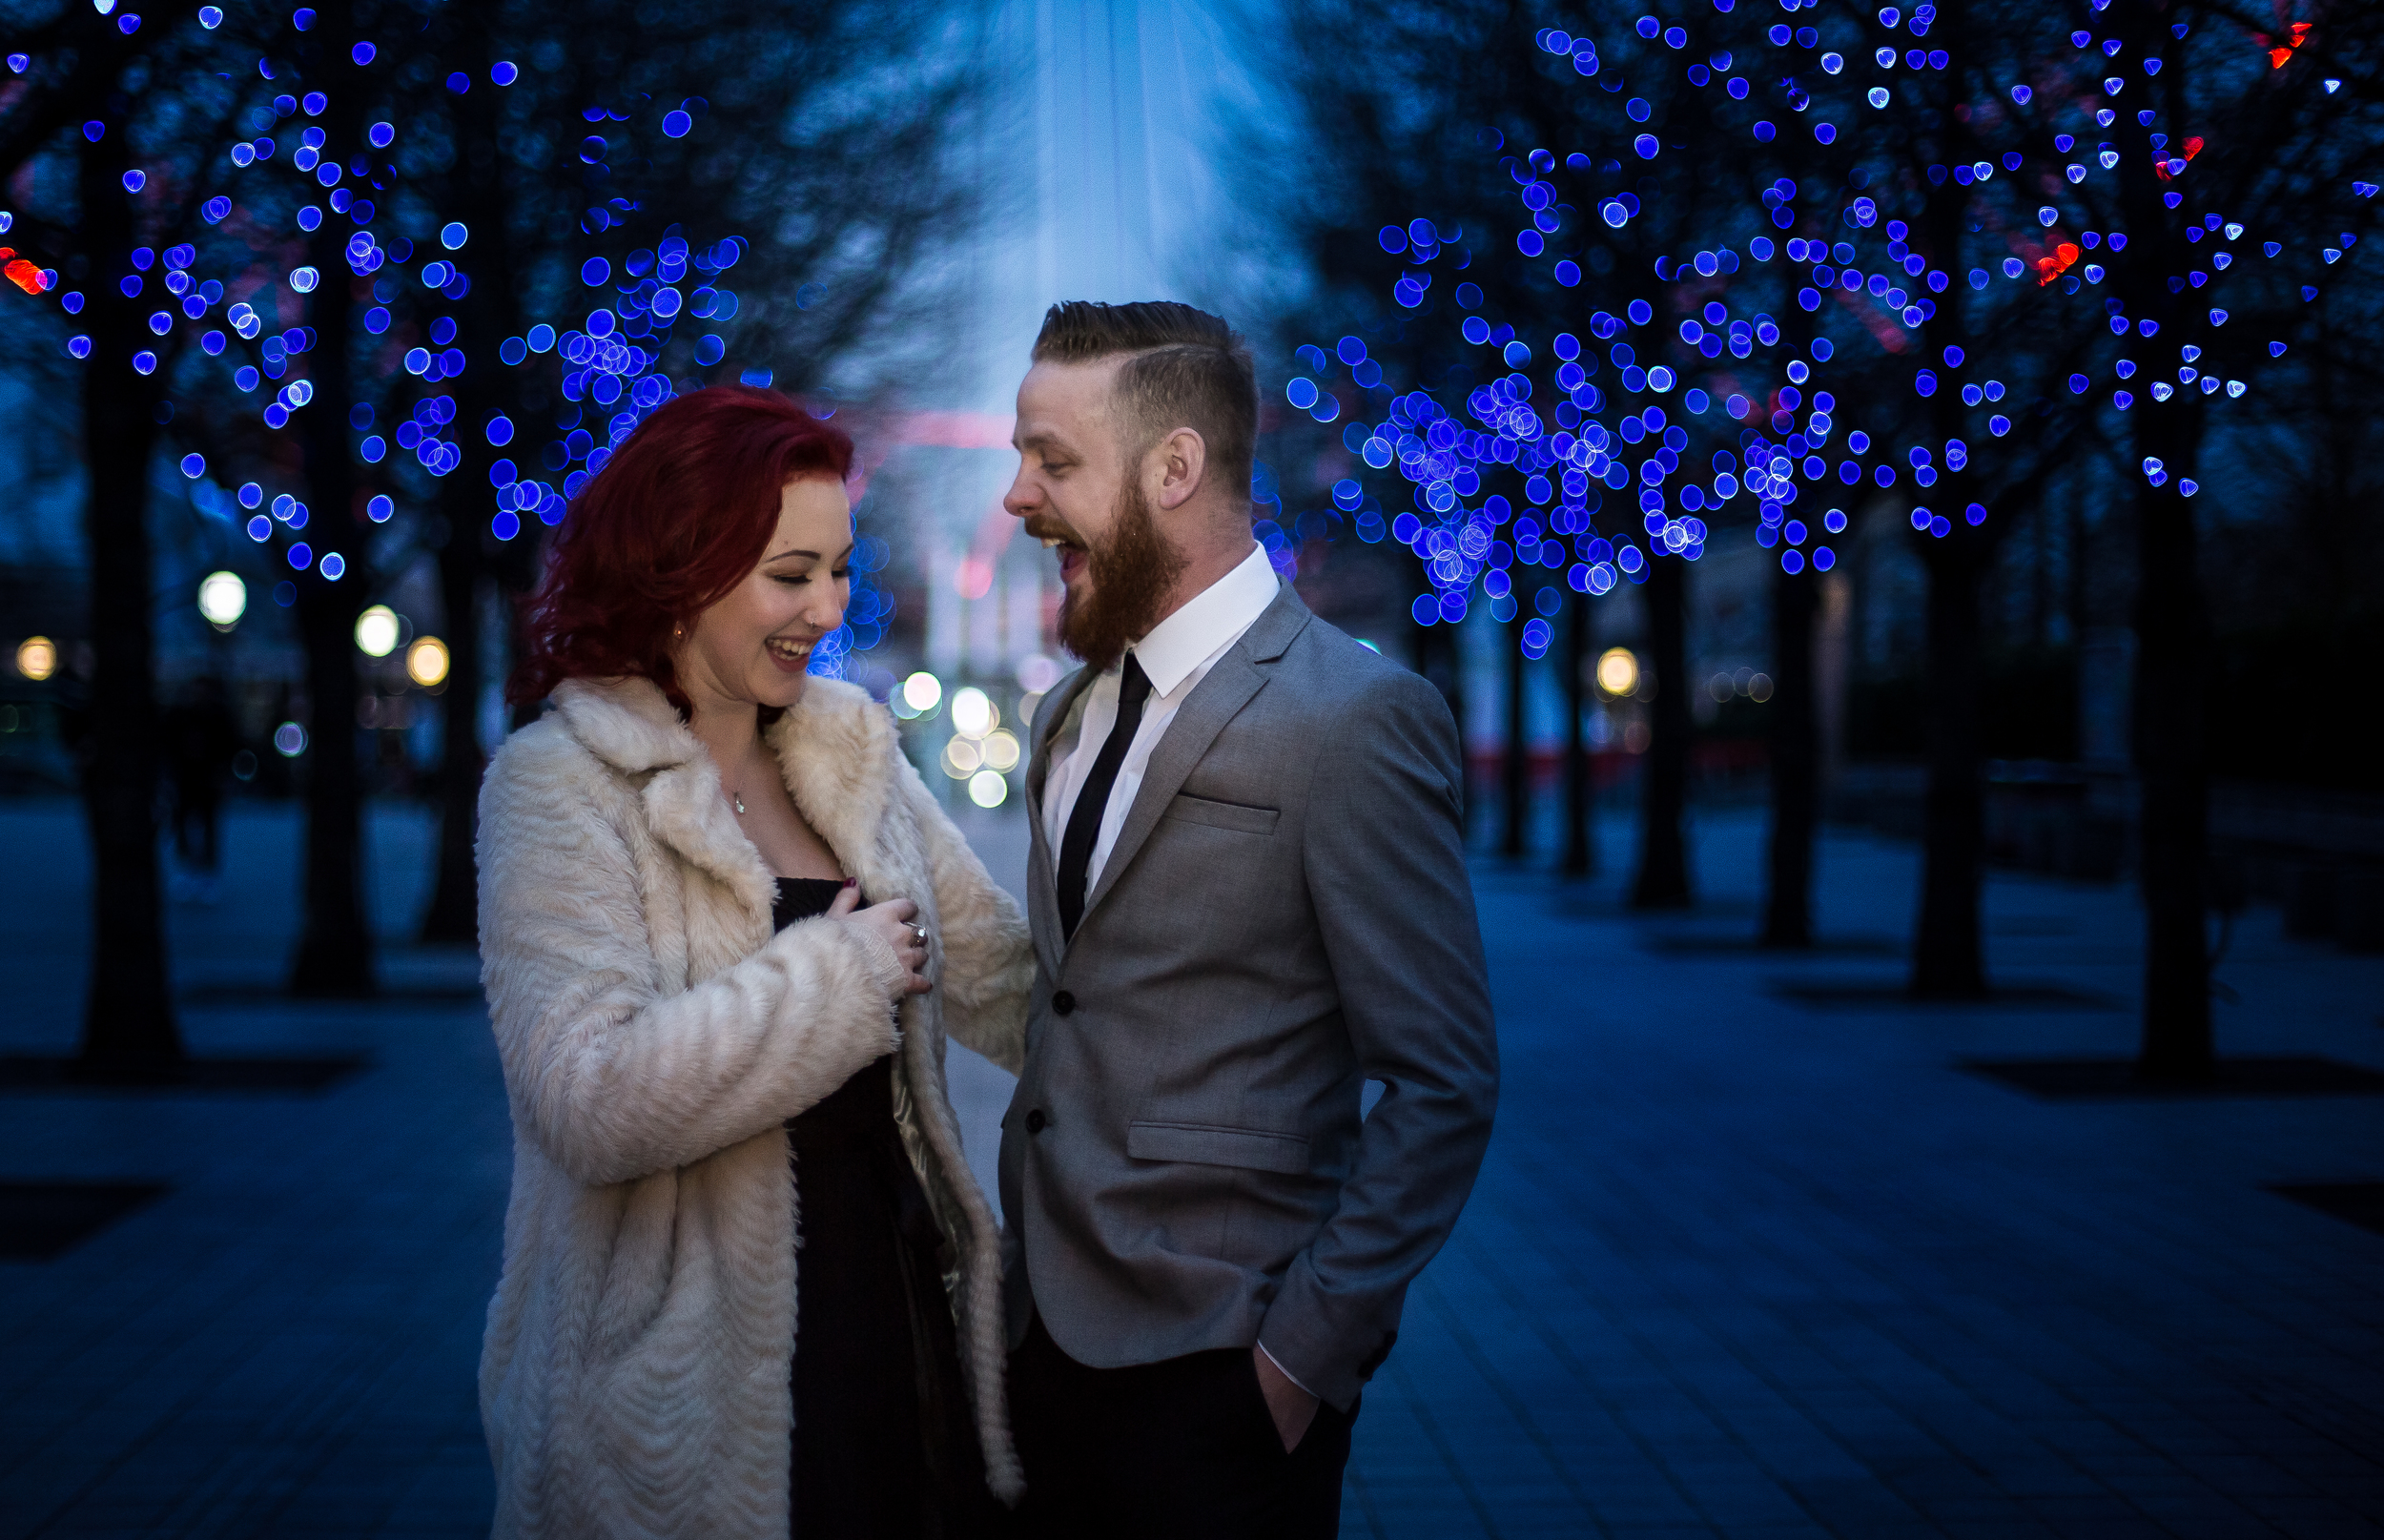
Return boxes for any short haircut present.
[1033,300,1256,506]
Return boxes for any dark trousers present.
[1005,1314,1355,1539]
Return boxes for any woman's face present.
[675,477,853,713]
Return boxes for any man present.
[997,299,1498,1536]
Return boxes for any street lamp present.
[1595,647,1639,699]
[197,571,247,629]
[405,636,451,688]
[355,605,401,659]
[14,636,56,681]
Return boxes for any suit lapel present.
[1071,654,1264,939]
[1024,666,1097,974]
[1070,585,1312,940]
[1025,666,1097,808]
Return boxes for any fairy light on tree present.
[1300,0,2375,1045]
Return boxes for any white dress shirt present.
[1041,542,1280,902]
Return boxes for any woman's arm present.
[478,733,907,1187]
[896,757,1032,1074]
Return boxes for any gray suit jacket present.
[998,581,1498,1411]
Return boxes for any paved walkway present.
[1,794,2378,1538]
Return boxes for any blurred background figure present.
[162,676,239,905]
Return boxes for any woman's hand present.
[830,883,933,997]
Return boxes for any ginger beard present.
[1043,476,1187,672]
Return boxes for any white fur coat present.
[475,674,1032,1537]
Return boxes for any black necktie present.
[1057,654,1153,939]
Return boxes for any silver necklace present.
[732,791,746,815]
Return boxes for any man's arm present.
[1256,667,1500,1411]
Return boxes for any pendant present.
[733,793,746,815]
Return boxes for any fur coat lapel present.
[549,677,779,932]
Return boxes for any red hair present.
[509,387,853,711]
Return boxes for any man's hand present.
[1253,1346,1319,1453]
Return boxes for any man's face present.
[1004,359,1185,668]
[1004,359,1125,598]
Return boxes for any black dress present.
[773,878,995,1539]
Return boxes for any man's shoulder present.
[1276,613,1448,723]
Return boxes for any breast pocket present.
[1163,793,1280,836]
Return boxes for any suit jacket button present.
[1025,1109,1048,1134]
[1052,990,1076,1016]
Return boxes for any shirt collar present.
[1126,543,1280,698]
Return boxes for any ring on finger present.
[908,922,928,945]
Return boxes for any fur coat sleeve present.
[478,726,906,1188]
[896,757,1032,1075]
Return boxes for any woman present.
[476,386,1032,1537]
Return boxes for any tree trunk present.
[287,0,375,996]
[2133,417,2212,1080]
[2123,8,2211,1083]
[421,16,524,943]
[1910,544,1985,996]
[1906,117,1991,999]
[1501,609,1528,857]
[1632,553,1691,908]
[1764,566,1817,946]
[419,550,483,942]
[76,125,181,1070]
[1561,584,1593,877]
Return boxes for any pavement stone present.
[0,794,2379,1538]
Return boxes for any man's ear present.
[1150,427,1208,512]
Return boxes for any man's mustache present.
[1025,518,1085,548]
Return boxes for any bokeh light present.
[196,571,246,627]
[406,636,451,688]
[355,606,400,658]
[15,636,57,682]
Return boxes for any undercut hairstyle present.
[1033,300,1257,509]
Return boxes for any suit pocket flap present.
[1163,794,1280,836]
[1126,1120,1310,1174]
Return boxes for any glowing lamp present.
[405,635,450,688]
[355,604,400,658]
[15,635,57,681]
[900,671,943,716]
[1595,647,1640,698]
[950,687,996,739]
[197,571,247,628]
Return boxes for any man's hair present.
[1033,300,1256,509]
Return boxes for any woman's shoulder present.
[485,711,594,789]
[479,717,631,844]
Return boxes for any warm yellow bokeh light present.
[405,635,451,688]
[14,636,56,682]
[197,571,247,628]
[980,729,1020,773]
[942,735,983,779]
[1595,647,1639,698]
